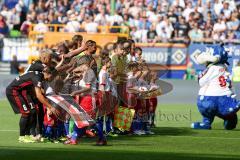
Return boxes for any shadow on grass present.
[103,127,197,142]
[212,121,240,131]
[152,127,197,136]
[0,146,239,160]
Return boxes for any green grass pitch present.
[0,99,240,160]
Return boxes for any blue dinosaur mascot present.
[191,44,240,130]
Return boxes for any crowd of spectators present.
[0,0,240,43]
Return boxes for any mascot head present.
[196,44,229,66]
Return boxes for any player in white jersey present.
[64,63,97,145]
[192,44,240,130]
[96,57,113,145]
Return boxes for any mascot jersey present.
[198,64,232,96]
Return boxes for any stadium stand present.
[0,0,240,77]
[0,0,239,42]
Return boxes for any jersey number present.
[219,76,226,87]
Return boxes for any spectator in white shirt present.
[188,24,204,42]
[94,8,109,25]
[172,0,185,8]
[146,4,155,19]
[156,16,174,41]
[128,1,142,18]
[129,14,141,29]
[34,14,48,33]
[221,1,232,19]
[64,14,80,33]
[227,11,240,31]
[182,2,194,22]
[8,8,21,30]
[84,16,98,33]
[108,11,123,26]
[214,0,223,16]
[213,17,227,33]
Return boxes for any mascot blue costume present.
[192,44,240,130]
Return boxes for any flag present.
[47,94,95,128]
[113,106,135,131]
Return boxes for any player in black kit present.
[6,68,59,143]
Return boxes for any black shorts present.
[6,86,36,114]
[23,86,42,112]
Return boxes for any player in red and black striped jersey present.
[23,49,61,139]
[6,69,59,142]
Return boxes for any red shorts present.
[97,91,110,109]
[117,83,127,104]
[79,95,95,117]
[135,99,147,115]
[110,95,118,110]
[150,97,158,112]
[127,93,137,108]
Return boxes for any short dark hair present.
[113,41,123,50]
[43,67,57,77]
[86,40,96,46]
[101,57,111,66]
[72,35,83,42]
[127,62,138,71]
[128,39,135,44]
[134,47,142,52]
[113,42,118,50]
[57,42,69,54]
[101,49,109,58]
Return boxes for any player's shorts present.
[135,99,147,115]
[6,86,33,114]
[117,83,127,106]
[127,93,137,108]
[79,95,95,118]
[146,97,157,113]
[21,87,37,111]
[197,95,240,119]
[97,91,112,115]
[24,86,42,112]
[110,94,118,110]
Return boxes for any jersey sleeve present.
[31,72,43,88]
[111,55,117,67]
[83,69,96,87]
[26,61,45,73]
[100,72,107,85]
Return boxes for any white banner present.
[2,38,31,61]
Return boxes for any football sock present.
[19,115,29,136]
[69,119,74,135]
[64,121,69,136]
[30,112,37,136]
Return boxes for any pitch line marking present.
[0,129,18,132]
[166,135,240,140]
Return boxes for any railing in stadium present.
[29,24,130,35]
[28,24,130,50]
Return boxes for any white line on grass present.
[0,129,18,132]
[166,135,240,140]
